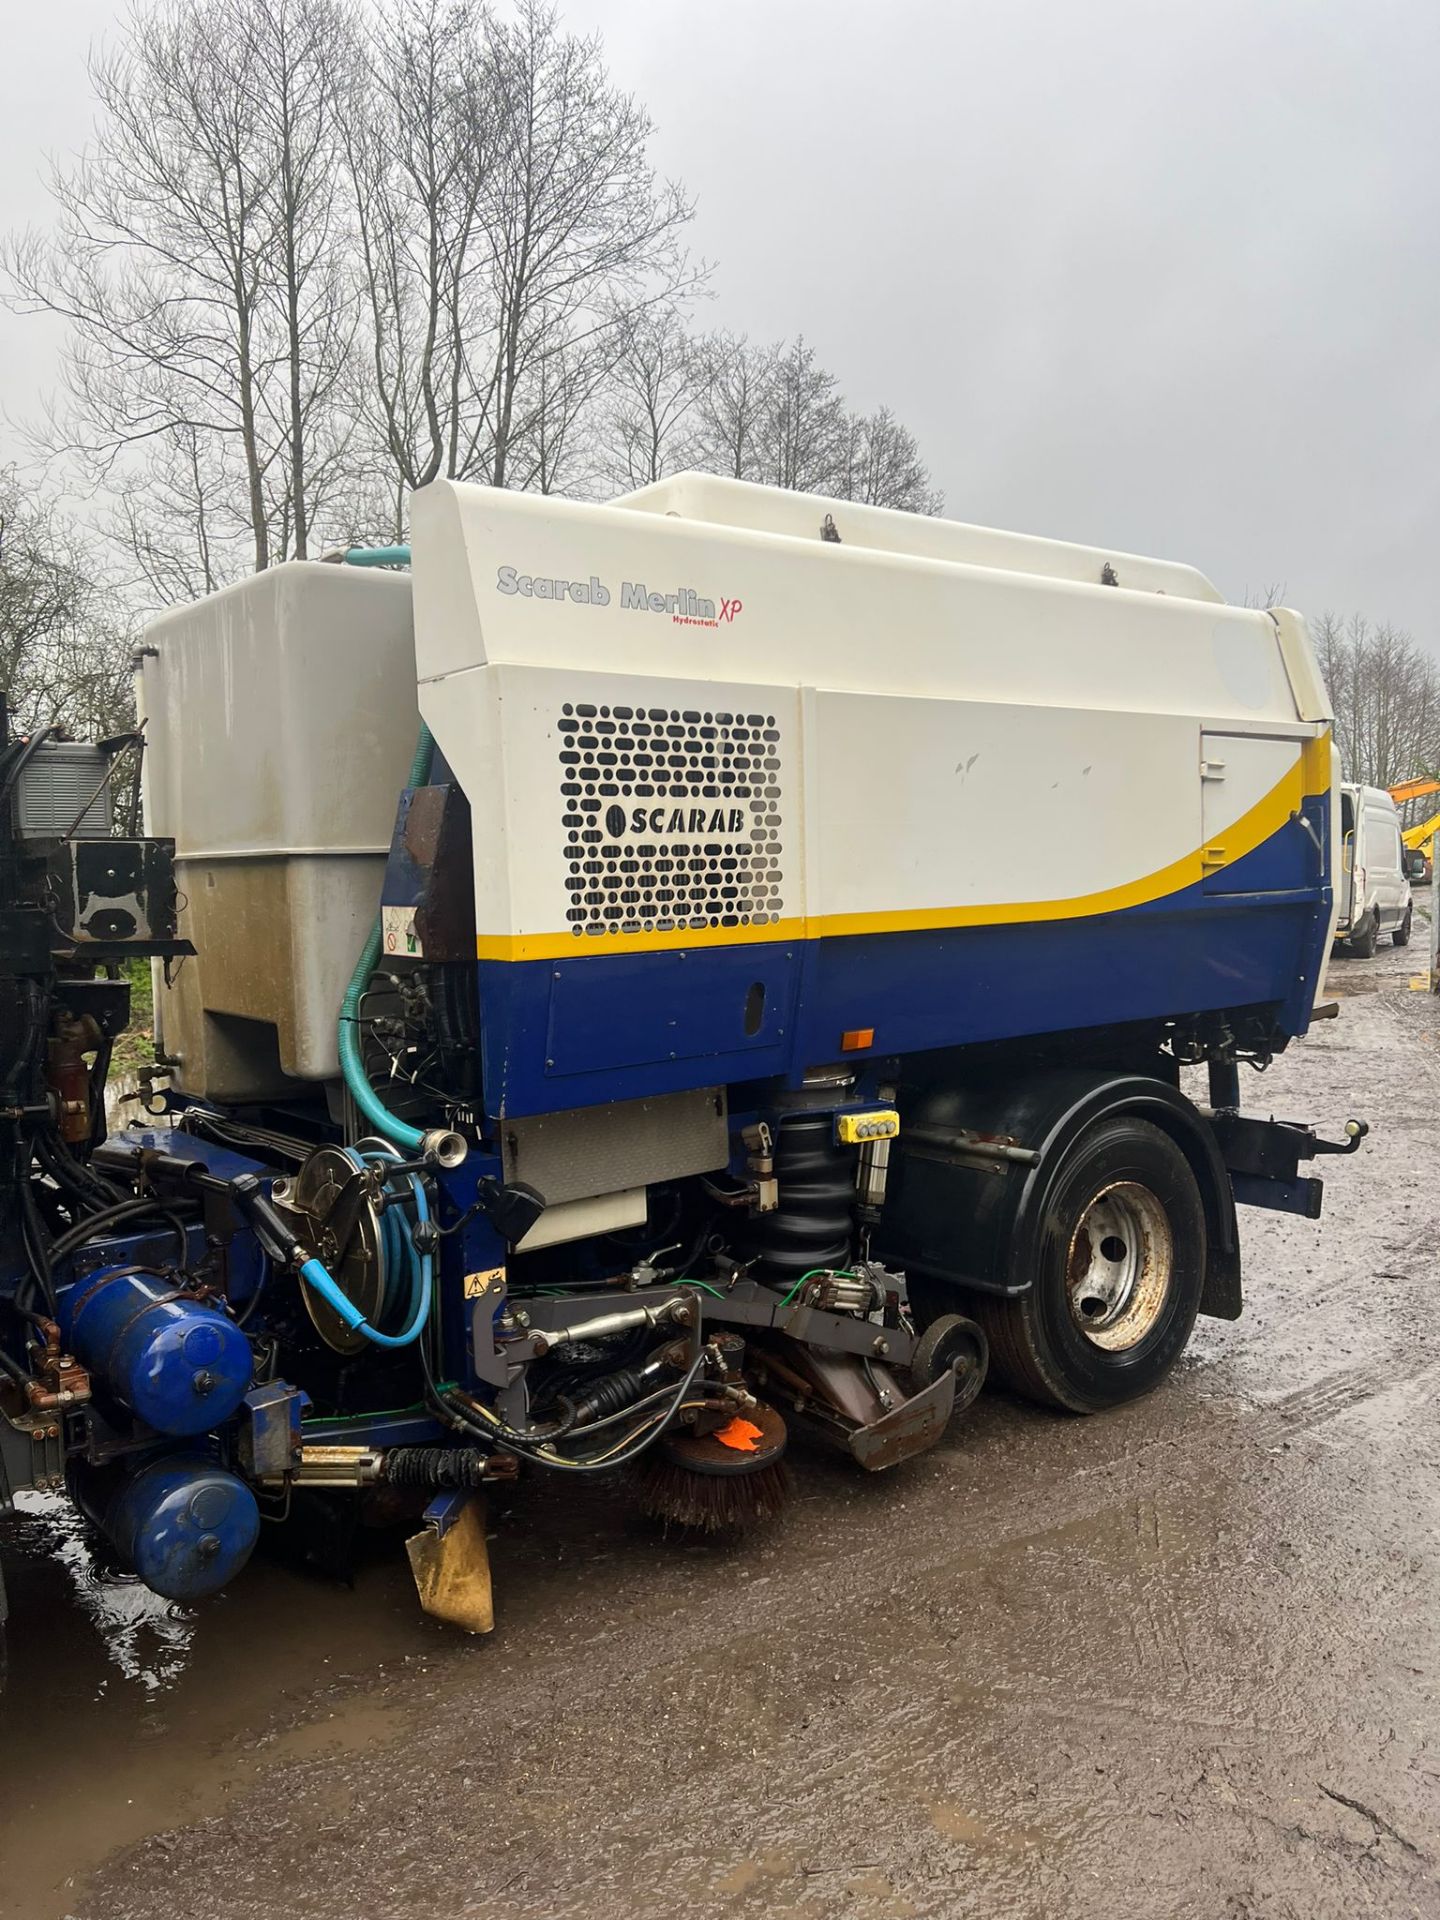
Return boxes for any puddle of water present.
[714,1848,797,1895]
[0,1492,431,1920]
[927,1799,1046,1855]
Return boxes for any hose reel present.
[272,1145,401,1354]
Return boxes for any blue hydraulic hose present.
[298,1152,433,1350]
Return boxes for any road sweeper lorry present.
[0,473,1363,1634]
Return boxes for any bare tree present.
[251,0,357,558]
[343,0,500,496]
[603,310,701,491]
[342,0,699,515]
[3,0,353,581]
[836,406,944,513]
[0,476,134,742]
[5,0,944,598]
[481,1,699,491]
[1313,609,1440,807]
[752,337,846,493]
[508,321,613,496]
[683,334,944,513]
[691,333,773,482]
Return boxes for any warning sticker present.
[382,903,423,958]
[463,1266,506,1299]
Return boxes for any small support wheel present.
[911,1313,989,1416]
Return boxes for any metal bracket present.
[847,1368,957,1472]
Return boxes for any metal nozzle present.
[423,1129,468,1169]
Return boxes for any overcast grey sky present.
[3,0,1437,635]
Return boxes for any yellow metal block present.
[406,1495,495,1634]
[836,1109,900,1144]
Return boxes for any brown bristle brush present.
[634,1402,791,1532]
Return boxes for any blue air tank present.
[72,1452,260,1601]
[60,1266,252,1436]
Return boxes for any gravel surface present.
[3,922,1438,1920]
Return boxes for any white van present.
[1337,782,1412,955]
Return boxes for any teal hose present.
[337,722,434,1151]
[344,544,411,567]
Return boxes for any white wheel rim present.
[1065,1180,1173,1352]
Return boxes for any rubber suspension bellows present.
[743,1113,854,1279]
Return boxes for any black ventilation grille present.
[558,703,784,938]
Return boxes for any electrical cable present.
[776,1266,856,1309]
[440,1351,709,1476]
[179,1108,312,1165]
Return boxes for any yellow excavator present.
[1387,776,1440,879]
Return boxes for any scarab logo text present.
[605,802,746,838]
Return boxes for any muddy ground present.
[3,927,1438,1920]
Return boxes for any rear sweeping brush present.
[634,1402,791,1532]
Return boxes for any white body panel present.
[617,472,1226,603]
[408,476,1332,963]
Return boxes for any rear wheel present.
[1393,905,1413,948]
[972,1115,1205,1413]
[1349,911,1378,958]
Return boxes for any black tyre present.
[1348,911,1378,959]
[910,1312,988,1416]
[972,1116,1205,1413]
[1393,905,1412,948]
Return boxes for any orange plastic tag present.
[714,1417,764,1454]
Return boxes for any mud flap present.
[405,1491,494,1634]
[846,1368,956,1473]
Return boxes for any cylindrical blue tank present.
[61,1266,252,1436]
[72,1452,261,1601]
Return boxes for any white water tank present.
[141,563,418,1101]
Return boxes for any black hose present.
[85,1032,115,1149]
[47,1195,192,1268]
[0,1343,33,1386]
[35,1131,123,1209]
[233,1265,270,1329]
[381,1447,491,1491]
[0,725,55,810]
[16,1167,58,1315]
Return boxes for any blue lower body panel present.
[480,833,1332,1118]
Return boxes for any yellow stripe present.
[477,731,1331,963]
[476,917,806,962]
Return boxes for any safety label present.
[381,904,423,957]
[464,1266,506,1299]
